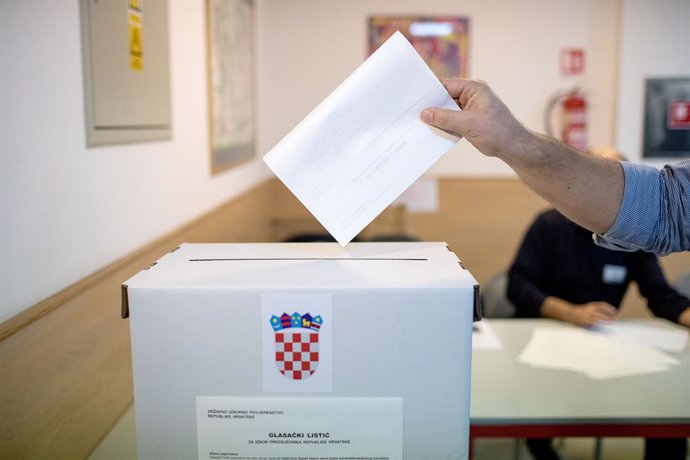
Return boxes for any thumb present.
[421,107,466,137]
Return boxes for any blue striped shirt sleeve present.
[594,160,690,255]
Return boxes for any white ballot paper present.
[263,31,459,245]
[593,321,689,353]
[472,320,504,351]
[196,396,403,460]
[518,327,680,380]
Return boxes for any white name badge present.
[196,396,403,460]
[602,264,627,284]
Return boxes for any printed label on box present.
[196,396,403,460]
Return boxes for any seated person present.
[507,208,690,460]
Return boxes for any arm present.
[421,79,624,234]
[595,161,690,255]
[629,252,690,324]
[506,215,552,318]
[505,133,624,235]
[540,297,617,328]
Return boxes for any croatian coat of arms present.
[269,312,323,380]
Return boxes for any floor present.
[89,406,137,460]
[88,405,687,460]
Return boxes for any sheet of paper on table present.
[263,31,459,245]
[472,320,504,351]
[518,327,680,380]
[593,321,689,353]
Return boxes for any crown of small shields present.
[270,312,323,332]
[270,312,323,381]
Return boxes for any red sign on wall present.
[560,48,585,76]
[668,100,690,129]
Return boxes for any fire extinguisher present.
[545,88,588,151]
[562,90,587,151]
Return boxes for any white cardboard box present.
[123,242,479,459]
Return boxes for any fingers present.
[578,312,609,328]
[572,302,617,327]
[421,107,465,137]
[581,318,600,328]
[577,303,617,327]
[589,311,615,325]
[440,78,489,109]
[439,78,480,99]
[591,302,617,320]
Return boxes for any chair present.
[283,232,337,242]
[283,232,363,243]
[366,233,420,242]
[480,272,516,318]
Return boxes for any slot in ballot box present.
[122,242,479,459]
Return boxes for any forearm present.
[498,131,624,235]
[539,296,577,323]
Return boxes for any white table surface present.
[471,318,690,425]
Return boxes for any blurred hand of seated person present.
[540,297,616,328]
[680,307,690,327]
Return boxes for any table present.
[470,318,690,458]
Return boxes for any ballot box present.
[122,242,479,459]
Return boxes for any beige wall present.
[0,1,272,324]
[258,0,621,178]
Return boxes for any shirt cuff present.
[594,161,660,252]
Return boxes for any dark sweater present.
[507,209,689,322]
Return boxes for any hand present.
[569,302,617,328]
[421,79,531,158]
[678,308,690,328]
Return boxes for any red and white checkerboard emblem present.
[274,330,319,380]
[270,312,324,381]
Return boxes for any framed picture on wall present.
[207,0,255,174]
[642,78,690,158]
[368,16,470,79]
